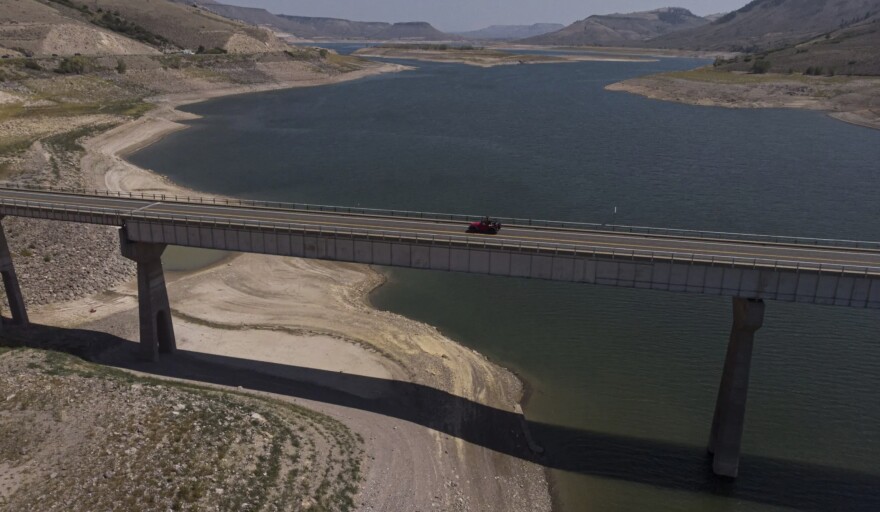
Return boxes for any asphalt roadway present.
[2,188,880,272]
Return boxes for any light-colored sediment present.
[353,47,655,68]
[26,60,552,510]
[607,69,880,130]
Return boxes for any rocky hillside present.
[186,1,455,41]
[276,15,393,39]
[455,24,566,41]
[651,0,880,51]
[521,7,708,46]
[0,0,289,57]
[81,0,289,52]
[195,3,298,34]
[0,0,157,57]
[716,16,880,75]
[0,348,363,512]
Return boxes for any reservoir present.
[129,55,880,511]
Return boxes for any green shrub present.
[196,46,227,55]
[116,58,127,74]
[750,59,771,74]
[54,56,88,74]
[23,59,41,71]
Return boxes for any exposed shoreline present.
[607,69,880,131]
[30,60,552,511]
[353,47,656,67]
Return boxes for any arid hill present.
[81,0,289,52]
[194,3,299,34]
[0,0,290,57]
[521,7,708,46]
[455,24,566,41]
[183,1,455,41]
[716,16,880,75]
[651,0,880,51]
[370,22,456,41]
[0,0,157,57]
[276,15,393,39]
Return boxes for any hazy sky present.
[225,1,750,31]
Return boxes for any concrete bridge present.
[1,186,879,478]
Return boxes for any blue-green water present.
[130,56,880,511]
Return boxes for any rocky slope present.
[0,348,363,511]
[0,0,157,57]
[0,0,289,56]
[715,16,880,75]
[651,0,880,51]
[276,15,393,39]
[184,1,454,41]
[521,7,708,46]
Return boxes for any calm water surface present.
[131,55,880,511]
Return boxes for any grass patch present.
[0,136,39,157]
[43,122,119,152]
[1,100,152,122]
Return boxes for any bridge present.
[1,185,878,478]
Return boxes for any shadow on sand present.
[3,322,879,511]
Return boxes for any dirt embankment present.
[1,52,552,511]
[607,68,880,130]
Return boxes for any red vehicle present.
[466,217,502,235]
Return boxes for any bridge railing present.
[2,195,880,278]
[3,183,880,251]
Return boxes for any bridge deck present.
[2,187,879,276]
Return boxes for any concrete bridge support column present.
[0,217,28,327]
[708,297,765,478]
[119,228,176,362]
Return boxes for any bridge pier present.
[708,297,765,478]
[0,217,28,327]
[119,228,176,362]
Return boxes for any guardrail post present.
[119,227,176,362]
[708,297,765,478]
[0,217,29,327]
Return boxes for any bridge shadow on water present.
[4,322,880,511]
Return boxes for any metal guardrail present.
[3,183,880,250]
[2,195,880,277]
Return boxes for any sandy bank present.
[32,60,551,511]
[607,70,880,131]
[354,47,655,68]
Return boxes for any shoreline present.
[607,70,880,131]
[35,59,552,511]
[353,47,655,68]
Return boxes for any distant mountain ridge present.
[369,22,456,41]
[650,0,880,51]
[521,7,709,46]
[198,1,455,40]
[276,15,391,39]
[454,24,566,40]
